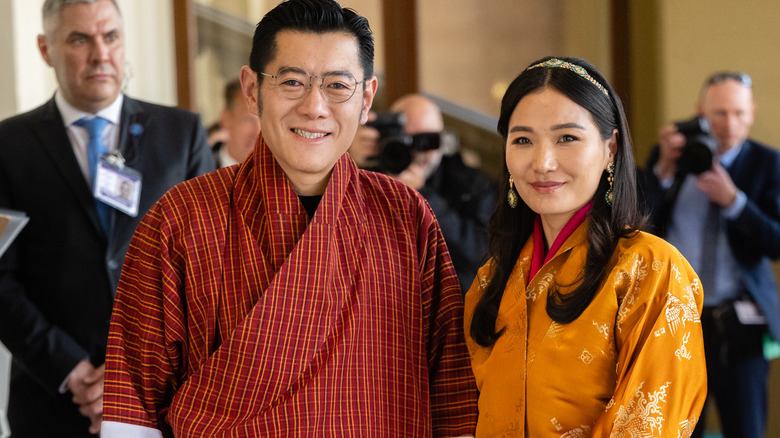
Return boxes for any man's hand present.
[696,162,738,207]
[67,360,105,434]
[656,123,686,180]
[394,162,427,191]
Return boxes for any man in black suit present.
[0,0,215,436]
[640,72,780,438]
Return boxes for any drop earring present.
[604,161,615,206]
[507,175,518,208]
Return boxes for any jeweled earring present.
[507,175,518,208]
[604,161,615,206]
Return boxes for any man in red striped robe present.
[101,0,478,436]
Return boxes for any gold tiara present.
[527,58,609,97]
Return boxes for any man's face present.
[398,98,444,177]
[38,0,125,113]
[699,79,755,153]
[241,30,377,195]
[222,92,261,163]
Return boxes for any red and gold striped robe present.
[102,136,477,437]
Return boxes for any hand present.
[67,360,105,435]
[656,123,686,180]
[696,162,738,207]
[348,112,380,168]
[394,162,427,190]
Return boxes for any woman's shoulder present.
[618,230,688,263]
[612,230,699,298]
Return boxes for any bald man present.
[349,94,496,292]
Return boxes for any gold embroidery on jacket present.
[611,381,671,437]
[561,425,591,437]
[665,293,700,336]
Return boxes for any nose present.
[90,38,111,64]
[532,142,557,172]
[297,76,329,118]
[726,113,741,132]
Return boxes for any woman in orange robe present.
[465,57,707,437]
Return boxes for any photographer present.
[349,94,497,293]
[640,72,780,438]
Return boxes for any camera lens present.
[378,136,413,174]
[679,134,716,175]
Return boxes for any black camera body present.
[675,117,719,175]
[366,112,452,174]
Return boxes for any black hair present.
[248,0,374,81]
[470,56,645,347]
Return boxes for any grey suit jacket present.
[0,95,215,436]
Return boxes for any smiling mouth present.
[533,181,562,188]
[293,129,329,139]
[531,182,564,193]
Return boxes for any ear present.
[695,100,704,116]
[607,128,618,160]
[239,65,259,116]
[38,34,53,66]
[359,76,378,125]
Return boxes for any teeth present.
[294,129,327,139]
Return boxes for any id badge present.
[733,299,767,325]
[94,152,142,217]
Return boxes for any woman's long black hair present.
[470,56,645,347]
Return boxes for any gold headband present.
[527,58,609,97]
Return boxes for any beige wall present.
[419,0,564,118]
[632,0,780,162]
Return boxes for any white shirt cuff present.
[101,421,162,438]
[723,190,747,219]
[652,164,674,189]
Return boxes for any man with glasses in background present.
[640,72,780,438]
[100,0,477,436]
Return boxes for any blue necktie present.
[74,117,112,234]
[699,157,723,294]
[699,201,720,292]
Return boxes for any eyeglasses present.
[706,72,752,88]
[260,67,366,103]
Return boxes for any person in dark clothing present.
[349,94,497,292]
[639,71,780,438]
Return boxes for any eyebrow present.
[508,122,585,133]
[66,31,91,40]
[66,29,119,40]
[277,66,355,77]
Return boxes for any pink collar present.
[528,202,592,284]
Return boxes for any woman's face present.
[505,87,616,239]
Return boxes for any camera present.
[366,112,457,174]
[674,116,718,175]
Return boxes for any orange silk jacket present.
[465,223,707,437]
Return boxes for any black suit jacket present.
[640,139,780,341]
[0,96,215,436]
[417,154,496,293]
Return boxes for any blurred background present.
[1,0,779,436]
